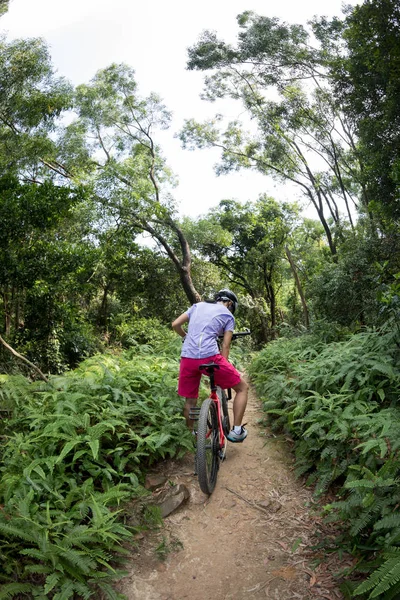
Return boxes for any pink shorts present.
[178,354,241,399]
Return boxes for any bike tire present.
[218,387,230,436]
[196,397,220,495]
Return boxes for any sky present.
[1,0,360,219]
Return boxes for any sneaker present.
[227,426,248,443]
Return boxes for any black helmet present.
[215,289,238,314]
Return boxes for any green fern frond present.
[44,572,61,595]
[0,522,36,542]
[0,583,37,599]
[355,554,400,597]
[52,581,76,600]
[375,515,400,531]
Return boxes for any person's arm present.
[172,312,189,339]
[220,330,233,359]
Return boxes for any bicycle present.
[189,330,251,495]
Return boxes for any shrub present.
[0,340,192,598]
[249,321,400,598]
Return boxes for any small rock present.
[258,499,282,513]
[189,486,209,505]
[258,499,272,509]
[153,483,190,518]
[145,474,168,491]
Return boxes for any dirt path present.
[119,387,346,600]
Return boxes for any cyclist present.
[172,289,248,443]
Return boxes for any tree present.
[0,174,100,371]
[332,0,400,220]
[59,63,201,304]
[181,12,366,256]
[189,196,297,342]
[0,0,9,17]
[0,36,72,180]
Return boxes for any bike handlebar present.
[218,329,251,341]
[232,329,251,340]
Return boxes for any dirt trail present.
[119,387,346,600]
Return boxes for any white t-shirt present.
[181,302,235,359]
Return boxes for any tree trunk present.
[14,288,20,331]
[263,264,277,339]
[98,286,109,330]
[0,334,49,382]
[285,246,310,329]
[178,266,201,305]
[2,289,11,336]
[269,287,277,337]
[142,220,201,305]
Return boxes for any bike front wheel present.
[196,398,220,495]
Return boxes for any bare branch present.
[0,335,49,383]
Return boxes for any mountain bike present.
[189,330,251,495]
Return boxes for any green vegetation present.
[1,0,400,596]
[0,334,192,598]
[1,0,400,367]
[249,302,400,597]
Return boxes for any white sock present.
[233,425,242,434]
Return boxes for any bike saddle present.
[199,363,220,372]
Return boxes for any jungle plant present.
[249,317,400,598]
[0,339,191,598]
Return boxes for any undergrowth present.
[249,319,400,599]
[0,333,192,599]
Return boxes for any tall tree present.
[188,196,297,342]
[0,37,72,180]
[0,174,98,371]
[59,63,201,304]
[0,0,9,17]
[181,12,366,256]
[332,0,400,220]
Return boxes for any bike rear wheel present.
[196,397,220,495]
[218,387,230,436]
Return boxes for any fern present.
[249,324,400,599]
[0,339,190,597]
[0,584,38,599]
[354,549,400,597]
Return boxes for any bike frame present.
[193,330,251,493]
[199,329,251,451]
[197,364,227,448]
[207,371,227,454]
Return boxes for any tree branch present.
[0,335,49,383]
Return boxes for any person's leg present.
[183,397,198,429]
[178,358,201,429]
[231,378,249,426]
[213,355,249,428]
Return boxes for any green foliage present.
[184,11,366,256]
[309,232,400,328]
[185,196,299,344]
[0,36,72,176]
[0,338,191,597]
[112,315,175,348]
[333,0,400,220]
[249,320,400,597]
[0,1,9,17]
